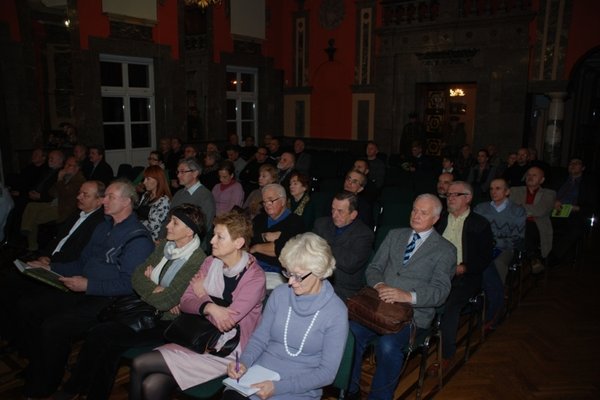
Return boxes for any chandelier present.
[184,0,222,7]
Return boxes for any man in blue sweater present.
[21,180,154,398]
[474,178,526,328]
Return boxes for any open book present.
[13,259,68,292]
[222,364,280,396]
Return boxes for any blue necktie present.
[403,232,420,265]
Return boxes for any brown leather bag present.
[347,286,414,334]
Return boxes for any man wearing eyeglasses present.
[249,184,305,281]
[161,158,215,243]
[431,181,493,374]
[343,169,374,228]
[347,194,455,400]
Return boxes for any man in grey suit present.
[510,166,556,272]
[313,192,374,300]
[348,194,456,400]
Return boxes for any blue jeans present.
[349,321,412,400]
[482,263,504,327]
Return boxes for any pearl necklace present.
[283,306,320,357]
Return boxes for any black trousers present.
[63,320,168,400]
[20,290,115,397]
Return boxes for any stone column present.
[543,92,567,166]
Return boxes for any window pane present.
[241,73,254,92]
[102,97,124,122]
[130,98,149,121]
[241,121,254,138]
[100,61,123,86]
[241,102,254,119]
[226,72,237,91]
[226,99,237,120]
[103,124,125,150]
[128,64,149,88]
[131,124,151,148]
[227,121,237,136]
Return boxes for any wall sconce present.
[449,88,465,97]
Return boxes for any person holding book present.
[129,210,266,400]
[53,204,207,400]
[224,232,348,400]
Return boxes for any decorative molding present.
[415,48,479,66]
[109,21,152,41]
[319,0,345,30]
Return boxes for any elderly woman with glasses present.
[224,232,348,400]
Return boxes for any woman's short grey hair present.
[279,232,336,279]
[261,183,287,201]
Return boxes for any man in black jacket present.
[432,181,493,373]
[313,192,374,300]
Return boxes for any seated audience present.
[240,135,258,161]
[267,137,283,161]
[166,137,184,187]
[20,180,155,398]
[549,157,598,267]
[250,184,305,274]
[432,181,493,373]
[243,164,278,220]
[239,145,273,195]
[343,169,374,228]
[441,156,461,180]
[352,158,379,203]
[84,146,114,186]
[224,232,348,400]
[288,171,316,230]
[277,151,296,193]
[313,192,374,300]
[510,166,556,272]
[133,151,168,192]
[502,147,530,187]
[437,172,455,213]
[467,148,496,202]
[474,178,526,329]
[225,145,247,180]
[213,160,245,215]
[20,155,84,251]
[293,138,312,175]
[130,210,266,399]
[0,181,105,351]
[0,181,14,243]
[56,204,208,400]
[164,158,215,243]
[136,165,172,241]
[455,144,475,178]
[365,141,386,190]
[348,194,455,399]
[200,150,221,191]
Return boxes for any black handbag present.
[163,296,240,357]
[98,294,162,333]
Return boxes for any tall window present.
[226,67,257,142]
[100,55,155,161]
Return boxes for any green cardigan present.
[131,240,206,321]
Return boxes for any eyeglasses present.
[176,169,194,175]
[446,192,470,198]
[281,270,312,283]
[345,176,361,185]
[261,197,282,206]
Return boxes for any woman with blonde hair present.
[224,232,348,400]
